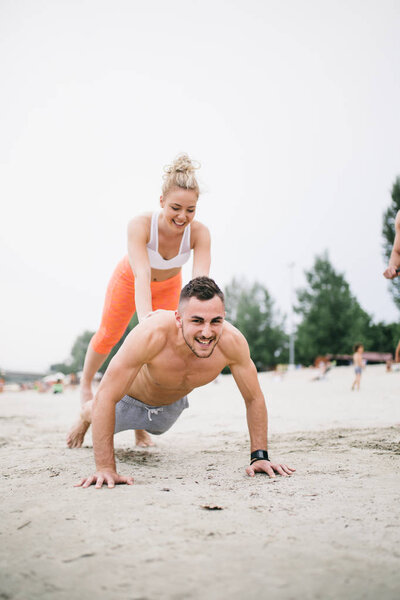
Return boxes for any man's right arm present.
[91,351,142,480]
[76,321,164,488]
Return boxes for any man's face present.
[176,296,225,358]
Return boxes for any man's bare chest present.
[144,350,226,392]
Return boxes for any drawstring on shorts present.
[147,407,164,421]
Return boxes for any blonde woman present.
[68,154,211,448]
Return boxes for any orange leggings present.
[91,255,182,354]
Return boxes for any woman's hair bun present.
[168,153,198,173]
[162,153,200,195]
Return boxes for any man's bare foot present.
[67,417,91,448]
[135,429,155,447]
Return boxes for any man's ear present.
[175,310,183,329]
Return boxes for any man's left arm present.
[229,335,295,478]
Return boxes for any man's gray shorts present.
[114,395,189,435]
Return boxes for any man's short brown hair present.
[179,277,225,306]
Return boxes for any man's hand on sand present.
[74,470,134,489]
[383,266,399,279]
[246,460,295,478]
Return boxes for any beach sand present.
[1,364,400,600]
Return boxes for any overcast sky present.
[1,0,400,372]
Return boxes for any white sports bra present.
[146,211,191,270]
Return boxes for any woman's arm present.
[127,216,153,321]
[191,222,211,278]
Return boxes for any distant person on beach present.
[311,357,332,381]
[383,210,400,280]
[52,379,64,394]
[351,344,364,391]
[68,277,295,489]
[80,154,211,448]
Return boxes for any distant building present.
[3,370,46,384]
[326,352,392,365]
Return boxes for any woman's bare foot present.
[135,430,155,447]
[67,401,92,448]
[67,417,91,448]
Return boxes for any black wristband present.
[250,449,269,464]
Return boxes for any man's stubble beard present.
[181,323,218,359]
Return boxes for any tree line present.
[52,177,400,373]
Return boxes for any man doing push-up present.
[68,277,294,488]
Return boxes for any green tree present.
[367,321,400,354]
[50,315,138,374]
[71,330,95,371]
[224,279,288,370]
[51,330,94,374]
[295,252,372,365]
[382,176,400,310]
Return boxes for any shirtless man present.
[68,277,295,488]
[383,210,400,280]
[383,212,400,364]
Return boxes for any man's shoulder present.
[138,310,175,338]
[219,321,249,358]
[123,311,175,359]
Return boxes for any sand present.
[1,364,400,600]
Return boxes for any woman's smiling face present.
[160,187,198,231]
